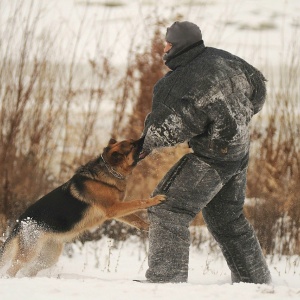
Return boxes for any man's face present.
[164,42,172,54]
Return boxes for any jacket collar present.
[165,41,206,70]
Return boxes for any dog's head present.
[102,137,144,176]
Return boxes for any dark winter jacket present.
[142,42,266,161]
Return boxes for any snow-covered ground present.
[0,0,299,299]
[1,237,299,300]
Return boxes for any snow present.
[1,0,300,298]
[1,0,299,68]
[1,237,299,300]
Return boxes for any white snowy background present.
[1,0,300,299]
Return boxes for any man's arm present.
[240,58,267,115]
[141,100,209,154]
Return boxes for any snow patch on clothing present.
[145,113,186,149]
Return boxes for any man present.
[139,21,271,284]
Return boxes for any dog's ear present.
[108,138,117,146]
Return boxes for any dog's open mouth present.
[132,137,146,161]
[138,151,149,160]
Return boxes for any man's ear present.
[108,138,117,145]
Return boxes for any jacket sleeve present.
[249,69,267,114]
[241,60,267,114]
[142,99,209,153]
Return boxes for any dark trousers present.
[145,153,271,283]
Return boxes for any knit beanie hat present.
[163,21,203,62]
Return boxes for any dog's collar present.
[100,154,125,180]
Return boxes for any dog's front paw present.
[151,194,166,205]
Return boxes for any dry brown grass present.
[0,2,110,233]
[111,19,190,200]
[246,33,300,255]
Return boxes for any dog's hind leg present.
[0,236,18,271]
[24,238,63,277]
[6,222,42,277]
[6,239,33,277]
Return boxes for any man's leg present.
[202,167,272,284]
[145,209,191,282]
[145,154,223,283]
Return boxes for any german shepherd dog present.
[0,138,165,277]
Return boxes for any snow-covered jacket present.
[142,42,266,161]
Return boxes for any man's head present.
[163,21,202,62]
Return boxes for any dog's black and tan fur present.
[0,138,165,277]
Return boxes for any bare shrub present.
[0,2,110,234]
[99,18,191,241]
[246,32,300,255]
[0,2,60,229]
